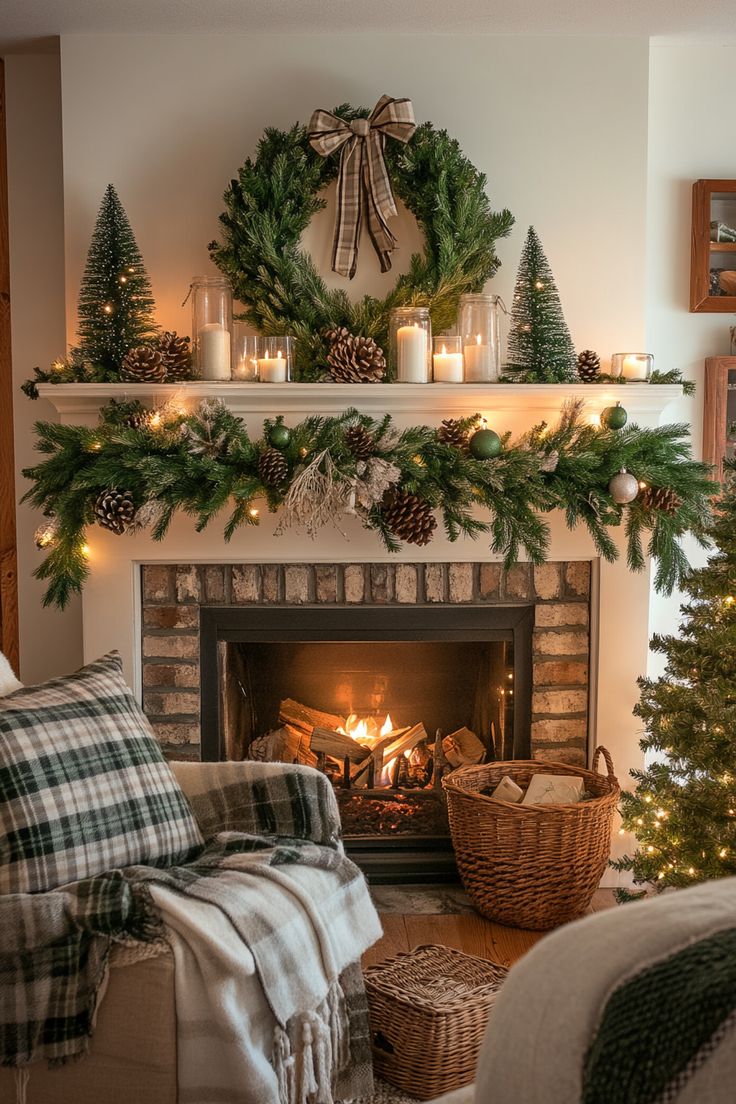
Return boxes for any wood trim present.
[0,59,19,674]
[691,179,736,313]
[703,356,736,485]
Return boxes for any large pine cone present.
[576,349,601,382]
[639,485,682,515]
[120,346,166,383]
[437,418,469,451]
[157,331,194,381]
[344,424,376,460]
[326,327,386,383]
[382,488,437,546]
[258,447,289,489]
[94,489,136,534]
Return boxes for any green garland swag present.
[23,398,715,610]
[208,104,514,381]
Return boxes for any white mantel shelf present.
[37,381,684,421]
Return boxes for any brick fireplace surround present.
[141,560,592,765]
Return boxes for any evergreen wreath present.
[23,398,714,609]
[208,104,514,381]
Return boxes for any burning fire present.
[339,713,401,785]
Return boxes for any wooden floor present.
[363,889,616,970]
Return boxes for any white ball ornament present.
[609,468,640,505]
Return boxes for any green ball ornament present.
[269,424,291,449]
[601,402,628,431]
[469,427,502,460]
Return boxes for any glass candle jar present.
[610,352,653,382]
[257,336,293,382]
[232,324,260,381]
[191,276,232,381]
[390,307,432,383]
[432,335,464,383]
[457,293,501,382]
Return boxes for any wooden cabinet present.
[691,180,736,312]
[703,357,736,484]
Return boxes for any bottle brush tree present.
[613,462,736,900]
[504,225,577,383]
[75,184,157,375]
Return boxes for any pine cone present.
[437,418,469,451]
[258,447,289,489]
[120,346,166,383]
[157,331,194,381]
[344,424,376,460]
[576,349,601,382]
[124,411,150,430]
[325,327,386,383]
[639,485,683,515]
[382,488,437,546]
[94,489,136,534]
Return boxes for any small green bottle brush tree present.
[614,462,736,900]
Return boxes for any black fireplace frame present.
[199,604,533,762]
[199,604,533,882]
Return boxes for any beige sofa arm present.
[171,759,342,848]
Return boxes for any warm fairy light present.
[119,275,128,284]
[34,523,57,549]
[639,481,648,490]
[647,845,655,853]
[644,795,652,803]
[618,828,626,836]
[88,440,102,452]
[534,280,544,289]
[80,544,91,558]
[51,358,65,373]
[688,867,696,876]
[479,416,488,429]
[636,817,643,826]
[248,507,260,519]
[413,454,425,466]
[725,596,735,607]
[588,413,601,428]
[299,447,308,459]
[658,872,665,880]
[148,411,163,430]
[720,847,728,858]
[102,303,113,315]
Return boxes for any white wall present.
[5,51,83,684]
[59,34,650,357]
[645,42,736,667]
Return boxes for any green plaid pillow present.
[0,651,204,893]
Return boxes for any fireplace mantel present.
[37,381,684,424]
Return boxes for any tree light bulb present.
[534,280,544,289]
[299,447,308,459]
[118,275,128,284]
[725,596,735,606]
[81,544,91,558]
[248,507,259,519]
[102,303,113,315]
[148,411,163,430]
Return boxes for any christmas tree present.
[504,226,577,383]
[614,462,736,899]
[75,184,157,375]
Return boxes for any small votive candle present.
[432,335,464,382]
[610,352,653,382]
[232,327,259,381]
[258,336,293,382]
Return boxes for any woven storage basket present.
[442,746,619,930]
[365,944,508,1100]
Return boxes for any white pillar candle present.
[621,354,650,381]
[463,334,495,382]
[198,323,231,380]
[258,350,288,382]
[432,343,464,383]
[397,323,429,382]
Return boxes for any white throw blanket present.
[150,858,382,1104]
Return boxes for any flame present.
[381,714,393,737]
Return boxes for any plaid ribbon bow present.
[308,95,416,279]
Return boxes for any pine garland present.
[208,105,514,381]
[22,398,715,610]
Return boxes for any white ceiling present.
[1,0,736,49]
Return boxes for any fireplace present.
[198,606,533,881]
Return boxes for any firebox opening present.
[224,639,515,769]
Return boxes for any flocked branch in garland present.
[23,398,714,609]
[208,104,514,380]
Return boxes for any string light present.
[51,358,65,373]
[588,413,601,428]
[87,439,102,452]
[534,280,544,289]
[248,507,260,520]
[102,303,114,315]
[299,447,308,459]
[118,275,128,284]
[80,544,91,558]
[638,481,648,490]
[148,411,163,431]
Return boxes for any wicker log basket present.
[442,747,619,930]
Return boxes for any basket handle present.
[592,745,616,780]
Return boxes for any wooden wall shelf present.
[703,356,736,484]
[691,179,736,312]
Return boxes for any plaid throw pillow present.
[0,651,204,893]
